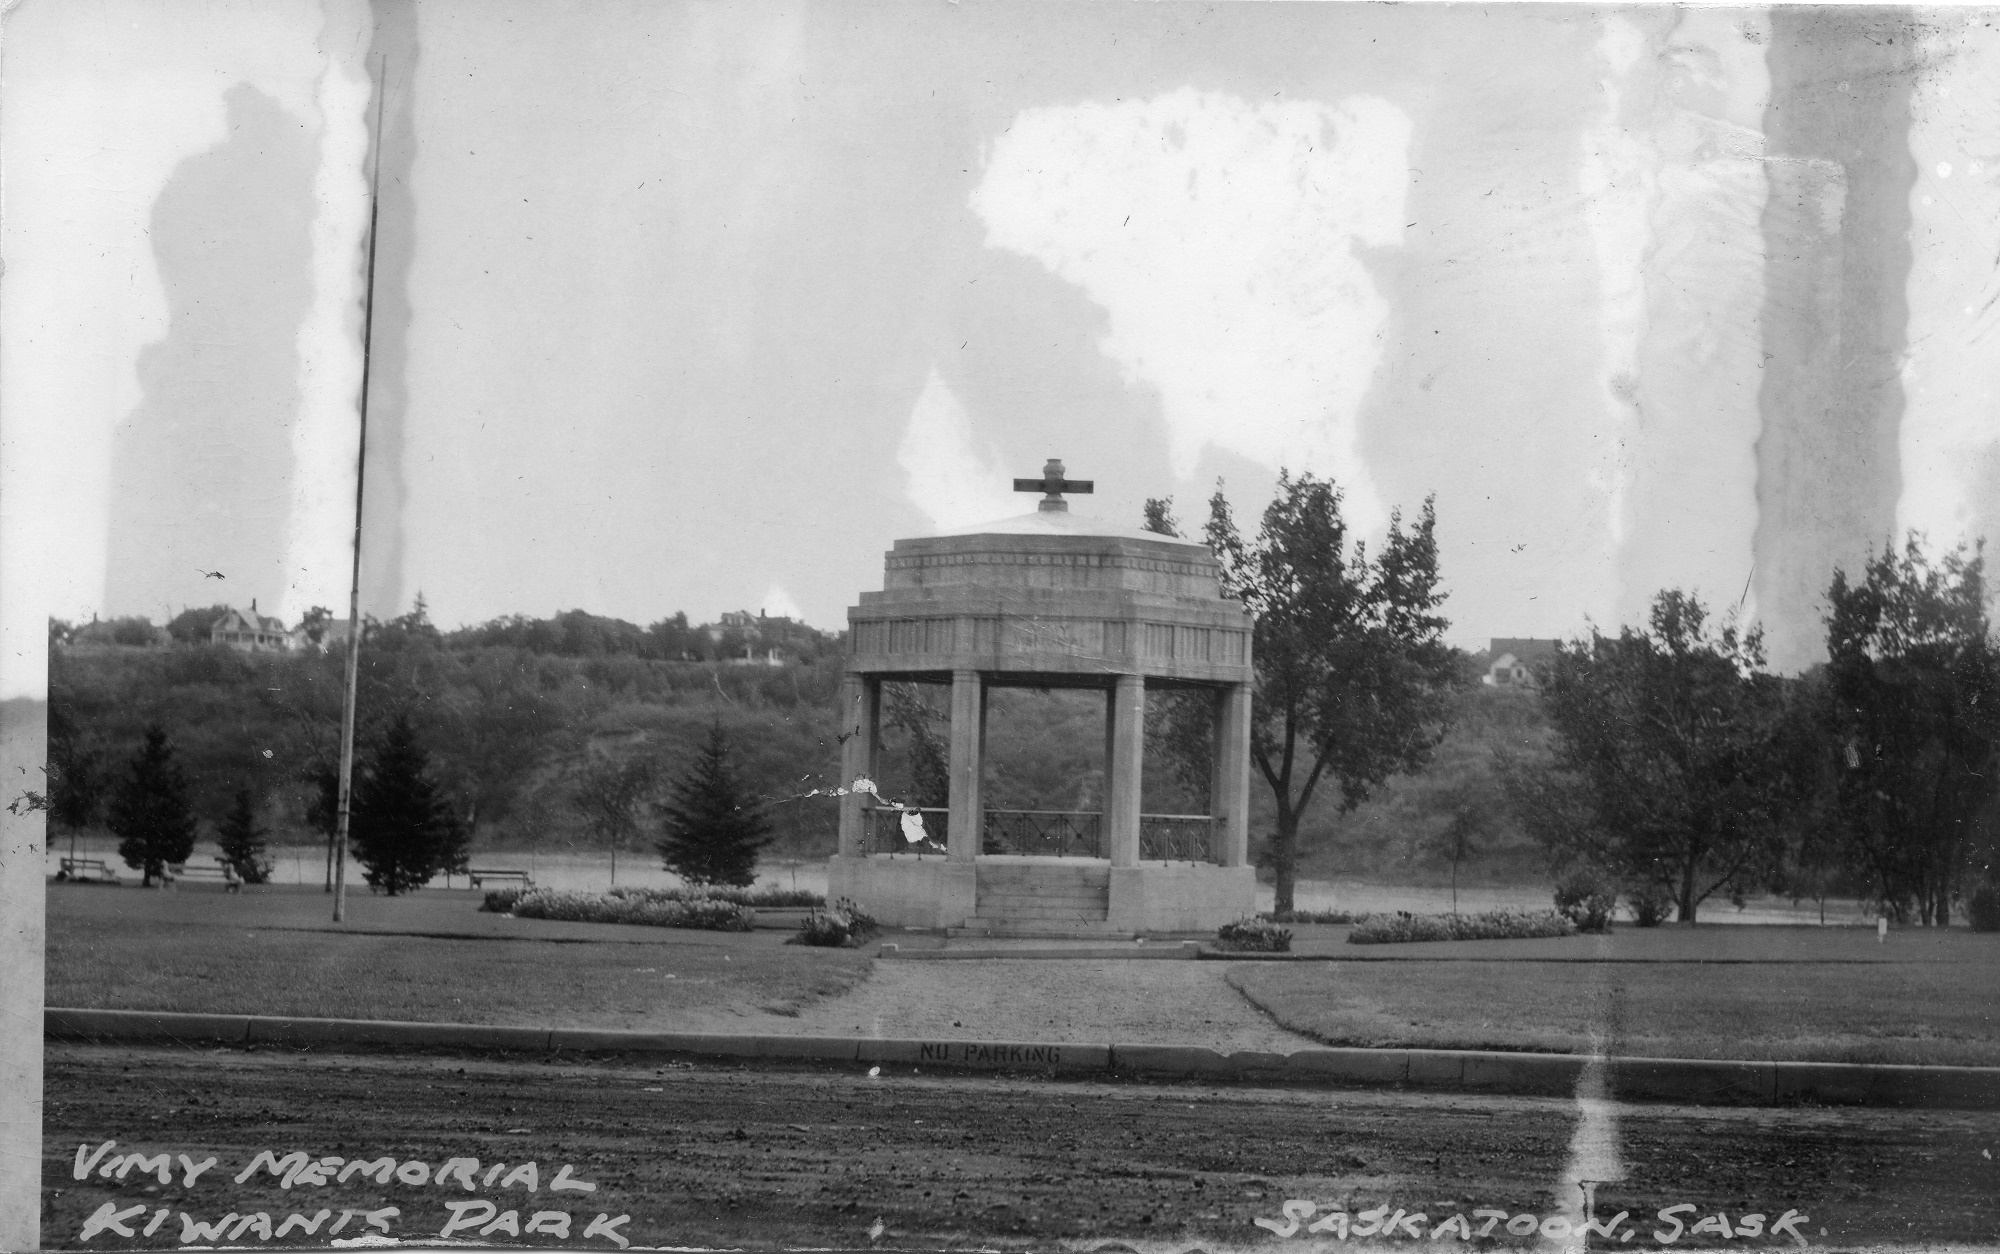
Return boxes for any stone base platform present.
[827,855,1256,936]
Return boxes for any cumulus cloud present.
[896,367,1021,529]
[970,87,1411,529]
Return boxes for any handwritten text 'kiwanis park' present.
[71,1141,633,1246]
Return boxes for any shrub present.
[1554,868,1617,933]
[1626,882,1674,928]
[1263,909,1367,925]
[1217,916,1293,952]
[508,888,754,931]
[481,887,528,913]
[787,898,880,948]
[1970,885,2000,933]
[1348,909,1576,945]
[605,884,823,909]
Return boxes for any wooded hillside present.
[49,613,1548,882]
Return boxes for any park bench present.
[468,868,533,890]
[166,860,242,892]
[55,858,118,884]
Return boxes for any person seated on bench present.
[55,858,117,883]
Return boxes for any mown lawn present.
[1229,926,2000,1066]
[45,882,871,1030]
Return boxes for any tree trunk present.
[1678,861,1698,924]
[1272,805,1300,915]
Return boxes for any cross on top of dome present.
[1011,459,1094,512]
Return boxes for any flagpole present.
[335,65,389,924]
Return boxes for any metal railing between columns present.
[862,808,1221,863]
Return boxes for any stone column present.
[836,675,879,857]
[1215,681,1253,867]
[1105,673,1146,866]
[947,669,984,861]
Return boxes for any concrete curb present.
[44,1008,2000,1111]
[881,941,1202,960]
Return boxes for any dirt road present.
[43,1043,1998,1250]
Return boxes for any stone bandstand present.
[827,462,1257,935]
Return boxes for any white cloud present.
[895,367,1021,529]
[969,87,1411,529]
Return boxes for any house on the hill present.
[291,613,353,653]
[707,609,787,665]
[210,601,295,653]
[1484,637,1560,686]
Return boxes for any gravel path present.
[696,957,1320,1052]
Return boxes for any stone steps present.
[948,920,1139,939]
[974,864,1111,923]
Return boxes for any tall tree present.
[297,605,334,648]
[572,750,660,884]
[1424,777,1496,915]
[216,788,274,884]
[1823,536,1999,925]
[46,703,102,855]
[1203,472,1459,913]
[350,712,465,895]
[107,725,198,886]
[1511,590,1797,922]
[656,725,772,887]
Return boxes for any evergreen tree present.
[350,712,464,895]
[656,725,772,886]
[216,788,274,884]
[108,725,198,885]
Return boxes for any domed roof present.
[844,457,1250,684]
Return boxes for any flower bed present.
[786,898,880,948]
[1216,916,1293,952]
[1262,908,1369,925]
[605,885,823,908]
[1347,908,1576,945]
[505,888,755,931]
[481,884,820,914]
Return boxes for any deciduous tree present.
[1823,536,1999,925]
[46,703,102,849]
[1510,590,1797,922]
[572,751,660,884]
[1202,473,1459,913]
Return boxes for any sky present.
[4,0,1998,700]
